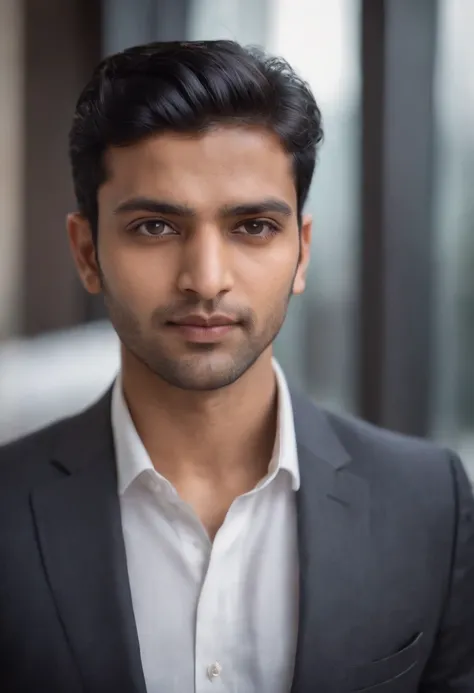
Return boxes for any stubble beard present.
[98,267,296,392]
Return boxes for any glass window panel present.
[432,0,474,478]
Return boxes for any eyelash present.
[129,219,281,239]
[130,220,174,238]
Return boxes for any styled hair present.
[69,40,323,241]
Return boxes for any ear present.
[292,214,312,295]
[66,213,102,294]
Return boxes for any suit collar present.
[289,389,371,691]
[290,386,352,471]
[32,387,147,693]
[51,386,115,474]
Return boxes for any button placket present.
[194,539,228,691]
[195,494,255,691]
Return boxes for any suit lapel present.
[290,390,373,692]
[31,389,147,693]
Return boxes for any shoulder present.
[0,384,112,490]
[0,415,74,489]
[292,388,471,505]
[326,406,453,473]
[296,394,474,574]
[0,417,76,528]
[331,407,470,506]
[0,389,114,535]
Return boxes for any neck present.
[120,348,278,487]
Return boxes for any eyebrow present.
[113,198,196,218]
[220,200,293,218]
[113,196,293,219]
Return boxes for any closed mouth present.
[167,315,238,328]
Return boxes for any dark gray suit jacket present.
[0,386,473,692]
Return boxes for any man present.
[0,40,473,693]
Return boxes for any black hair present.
[69,40,323,241]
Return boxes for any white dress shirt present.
[112,359,300,693]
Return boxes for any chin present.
[148,352,255,391]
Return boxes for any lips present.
[168,315,237,328]
[166,315,238,342]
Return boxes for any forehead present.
[100,126,297,210]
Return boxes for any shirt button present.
[207,662,222,681]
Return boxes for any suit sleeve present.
[420,453,474,692]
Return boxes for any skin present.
[68,125,311,538]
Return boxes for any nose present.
[176,227,233,300]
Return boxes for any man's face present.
[69,126,311,390]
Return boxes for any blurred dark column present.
[22,0,101,336]
[359,0,438,435]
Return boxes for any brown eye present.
[132,220,176,237]
[235,220,280,237]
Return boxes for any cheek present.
[100,244,173,310]
[235,246,297,309]
[242,239,297,278]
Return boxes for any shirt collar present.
[269,359,300,490]
[112,373,155,496]
[112,358,300,496]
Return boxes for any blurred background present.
[0,0,473,480]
